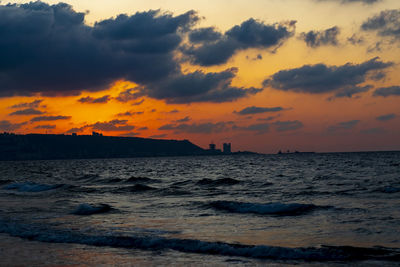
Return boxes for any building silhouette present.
[223,143,231,154]
[209,143,216,151]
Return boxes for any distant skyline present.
[0,0,399,153]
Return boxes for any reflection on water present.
[0,152,399,265]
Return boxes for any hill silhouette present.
[0,133,206,160]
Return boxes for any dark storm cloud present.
[373,86,400,97]
[183,19,296,66]
[264,57,392,95]
[90,119,135,132]
[273,120,304,132]
[9,108,44,116]
[78,95,111,104]
[361,9,400,39]
[31,115,71,122]
[0,120,26,131]
[159,122,229,134]
[328,120,360,132]
[189,27,223,43]
[233,123,270,134]
[234,106,284,115]
[0,2,261,104]
[376,113,396,121]
[9,99,43,109]
[138,68,262,103]
[34,124,56,129]
[0,2,198,96]
[300,26,340,48]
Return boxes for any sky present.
[0,0,399,153]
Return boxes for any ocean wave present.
[126,176,161,184]
[382,186,400,193]
[209,201,327,216]
[197,178,240,186]
[115,184,157,193]
[0,221,398,262]
[72,203,113,215]
[2,182,63,192]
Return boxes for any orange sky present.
[0,0,399,153]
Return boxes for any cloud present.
[233,123,270,134]
[373,86,400,97]
[166,109,180,113]
[361,9,400,40]
[347,34,364,45]
[300,26,340,48]
[78,95,111,104]
[31,115,71,122]
[189,27,223,43]
[0,120,26,131]
[0,3,262,104]
[115,88,143,103]
[264,57,393,96]
[9,99,43,109]
[9,108,45,116]
[175,116,191,122]
[328,85,372,100]
[131,99,145,106]
[159,122,229,134]
[328,120,360,132]
[182,19,296,66]
[116,111,144,117]
[0,2,199,97]
[273,120,304,132]
[257,115,281,121]
[376,113,396,121]
[90,120,135,132]
[317,0,381,4]
[34,125,56,129]
[137,68,262,103]
[137,127,148,131]
[234,106,284,115]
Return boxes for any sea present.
[0,152,399,266]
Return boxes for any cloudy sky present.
[0,0,399,153]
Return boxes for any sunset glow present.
[1,0,399,153]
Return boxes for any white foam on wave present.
[0,220,398,262]
[3,182,62,192]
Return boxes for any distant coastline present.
[0,133,260,161]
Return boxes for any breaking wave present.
[0,220,398,262]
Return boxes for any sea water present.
[0,152,399,266]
